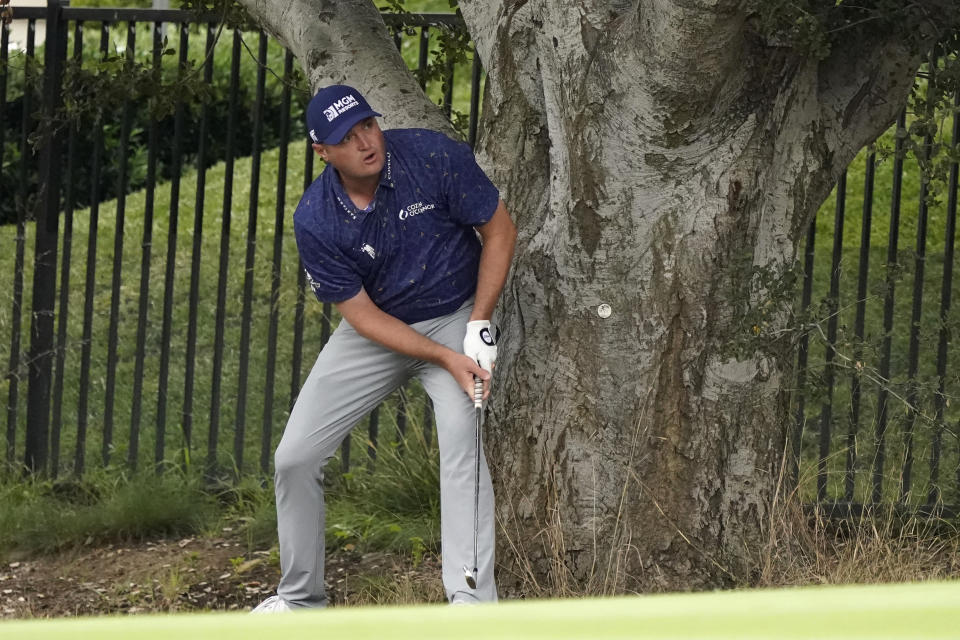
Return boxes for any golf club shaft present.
[473,377,482,579]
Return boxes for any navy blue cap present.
[306,85,382,144]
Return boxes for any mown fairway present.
[2,581,959,639]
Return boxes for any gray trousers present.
[274,300,497,607]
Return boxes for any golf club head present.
[463,564,477,589]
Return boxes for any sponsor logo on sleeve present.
[305,270,323,293]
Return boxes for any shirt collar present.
[330,150,394,219]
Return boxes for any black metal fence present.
[3,4,960,511]
[1,2,483,479]
[794,96,960,513]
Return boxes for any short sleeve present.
[294,217,362,304]
[439,137,500,227]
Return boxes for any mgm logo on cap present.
[323,94,359,122]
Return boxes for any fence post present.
[24,0,67,473]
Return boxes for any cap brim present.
[321,109,382,144]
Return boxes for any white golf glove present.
[463,320,498,372]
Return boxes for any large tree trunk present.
[458,0,920,593]
[240,0,926,593]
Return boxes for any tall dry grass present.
[497,449,960,599]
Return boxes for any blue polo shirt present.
[293,128,500,324]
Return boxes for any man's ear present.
[312,142,326,160]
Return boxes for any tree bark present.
[240,0,929,593]
[459,0,923,593]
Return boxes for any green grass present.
[323,427,440,556]
[0,468,219,557]
[0,409,442,561]
[238,426,441,559]
[2,581,959,639]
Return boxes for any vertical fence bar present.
[902,103,935,503]
[290,143,312,412]
[156,22,189,471]
[339,388,349,469]
[129,20,163,471]
[442,55,454,119]
[340,425,351,472]
[25,0,67,472]
[7,19,35,467]
[104,21,137,466]
[417,26,429,89]
[423,397,433,447]
[367,407,379,466]
[791,218,817,484]
[50,19,85,477]
[468,50,481,149]
[0,21,9,463]
[102,21,137,467]
[76,22,110,475]
[0,20,7,179]
[235,31,268,476]
[874,110,907,505]
[262,49,294,476]
[396,386,407,450]
[183,22,215,460]
[322,299,333,462]
[848,153,875,502]
[208,28,242,477]
[932,92,960,506]
[321,302,331,345]
[817,171,846,502]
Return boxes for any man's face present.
[314,117,386,183]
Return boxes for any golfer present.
[253,85,516,611]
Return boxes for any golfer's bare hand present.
[444,352,492,401]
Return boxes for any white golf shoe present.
[251,595,292,614]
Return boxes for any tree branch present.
[456,0,505,68]
[815,28,922,177]
[236,0,455,136]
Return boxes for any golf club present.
[463,376,483,589]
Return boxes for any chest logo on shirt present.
[361,243,377,259]
[398,201,436,220]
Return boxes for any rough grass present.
[0,409,442,567]
[759,479,960,589]
[0,468,219,559]
[235,423,442,559]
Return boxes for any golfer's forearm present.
[470,201,517,322]
[337,290,454,366]
[471,242,513,321]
